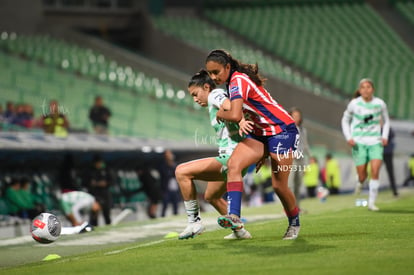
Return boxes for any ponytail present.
[206,49,266,86]
[353,90,361,99]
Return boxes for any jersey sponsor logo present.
[363,114,374,123]
[214,94,226,102]
[294,134,300,149]
[33,219,46,229]
[274,134,289,140]
[230,86,239,97]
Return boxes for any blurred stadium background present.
[0,0,413,233]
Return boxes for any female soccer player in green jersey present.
[341,78,390,211]
[175,69,252,240]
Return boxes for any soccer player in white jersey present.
[175,69,252,240]
[341,78,390,211]
[60,191,100,226]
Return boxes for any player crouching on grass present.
[59,190,98,234]
[175,69,253,240]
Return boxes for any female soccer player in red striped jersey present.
[206,49,301,240]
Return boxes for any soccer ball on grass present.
[31,213,62,244]
[317,186,330,202]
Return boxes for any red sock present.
[285,207,300,226]
[285,206,299,217]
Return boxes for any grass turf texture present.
[1,189,413,275]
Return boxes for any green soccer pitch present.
[1,188,413,275]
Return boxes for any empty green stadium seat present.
[395,1,414,26]
[0,32,227,139]
[202,2,414,120]
[151,13,341,104]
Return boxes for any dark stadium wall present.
[0,0,43,33]
[40,3,146,32]
[0,0,148,35]
[42,13,137,30]
[367,0,414,52]
[140,20,208,76]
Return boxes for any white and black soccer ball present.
[317,186,330,201]
[31,213,62,244]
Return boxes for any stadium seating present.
[151,14,342,102]
[394,0,414,25]
[32,174,58,211]
[115,170,147,207]
[202,1,414,120]
[0,32,213,140]
[0,177,9,216]
[0,169,148,218]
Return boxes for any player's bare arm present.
[217,98,243,122]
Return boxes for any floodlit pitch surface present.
[1,189,413,275]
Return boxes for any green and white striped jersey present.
[341,96,390,146]
[208,88,244,156]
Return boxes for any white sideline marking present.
[0,214,282,247]
[111,208,134,226]
[104,240,165,255]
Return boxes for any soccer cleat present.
[354,182,363,195]
[368,204,379,211]
[217,214,244,230]
[224,228,252,240]
[178,222,205,240]
[79,222,94,234]
[282,225,300,240]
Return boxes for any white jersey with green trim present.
[208,88,244,156]
[61,191,94,207]
[341,96,390,146]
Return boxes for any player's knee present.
[226,157,242,173]
[204,192,220,203]
[175,164,187,179]
[204,195,213,204]
[272,183,280,193]
[271,179,286,193]
[205,196,225,209]
[358,174,367,183]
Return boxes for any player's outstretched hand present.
[239,118,254,136]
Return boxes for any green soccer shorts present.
[215,154,247,180]
[352,143,383,166]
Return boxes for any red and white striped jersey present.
[228,72,295,136]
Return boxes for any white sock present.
[61,222,88,235]
[184,200,200,223]
[235,227,247,233]
[358,177,367,186]
[368,179,380,206]
[61,226,80,235]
